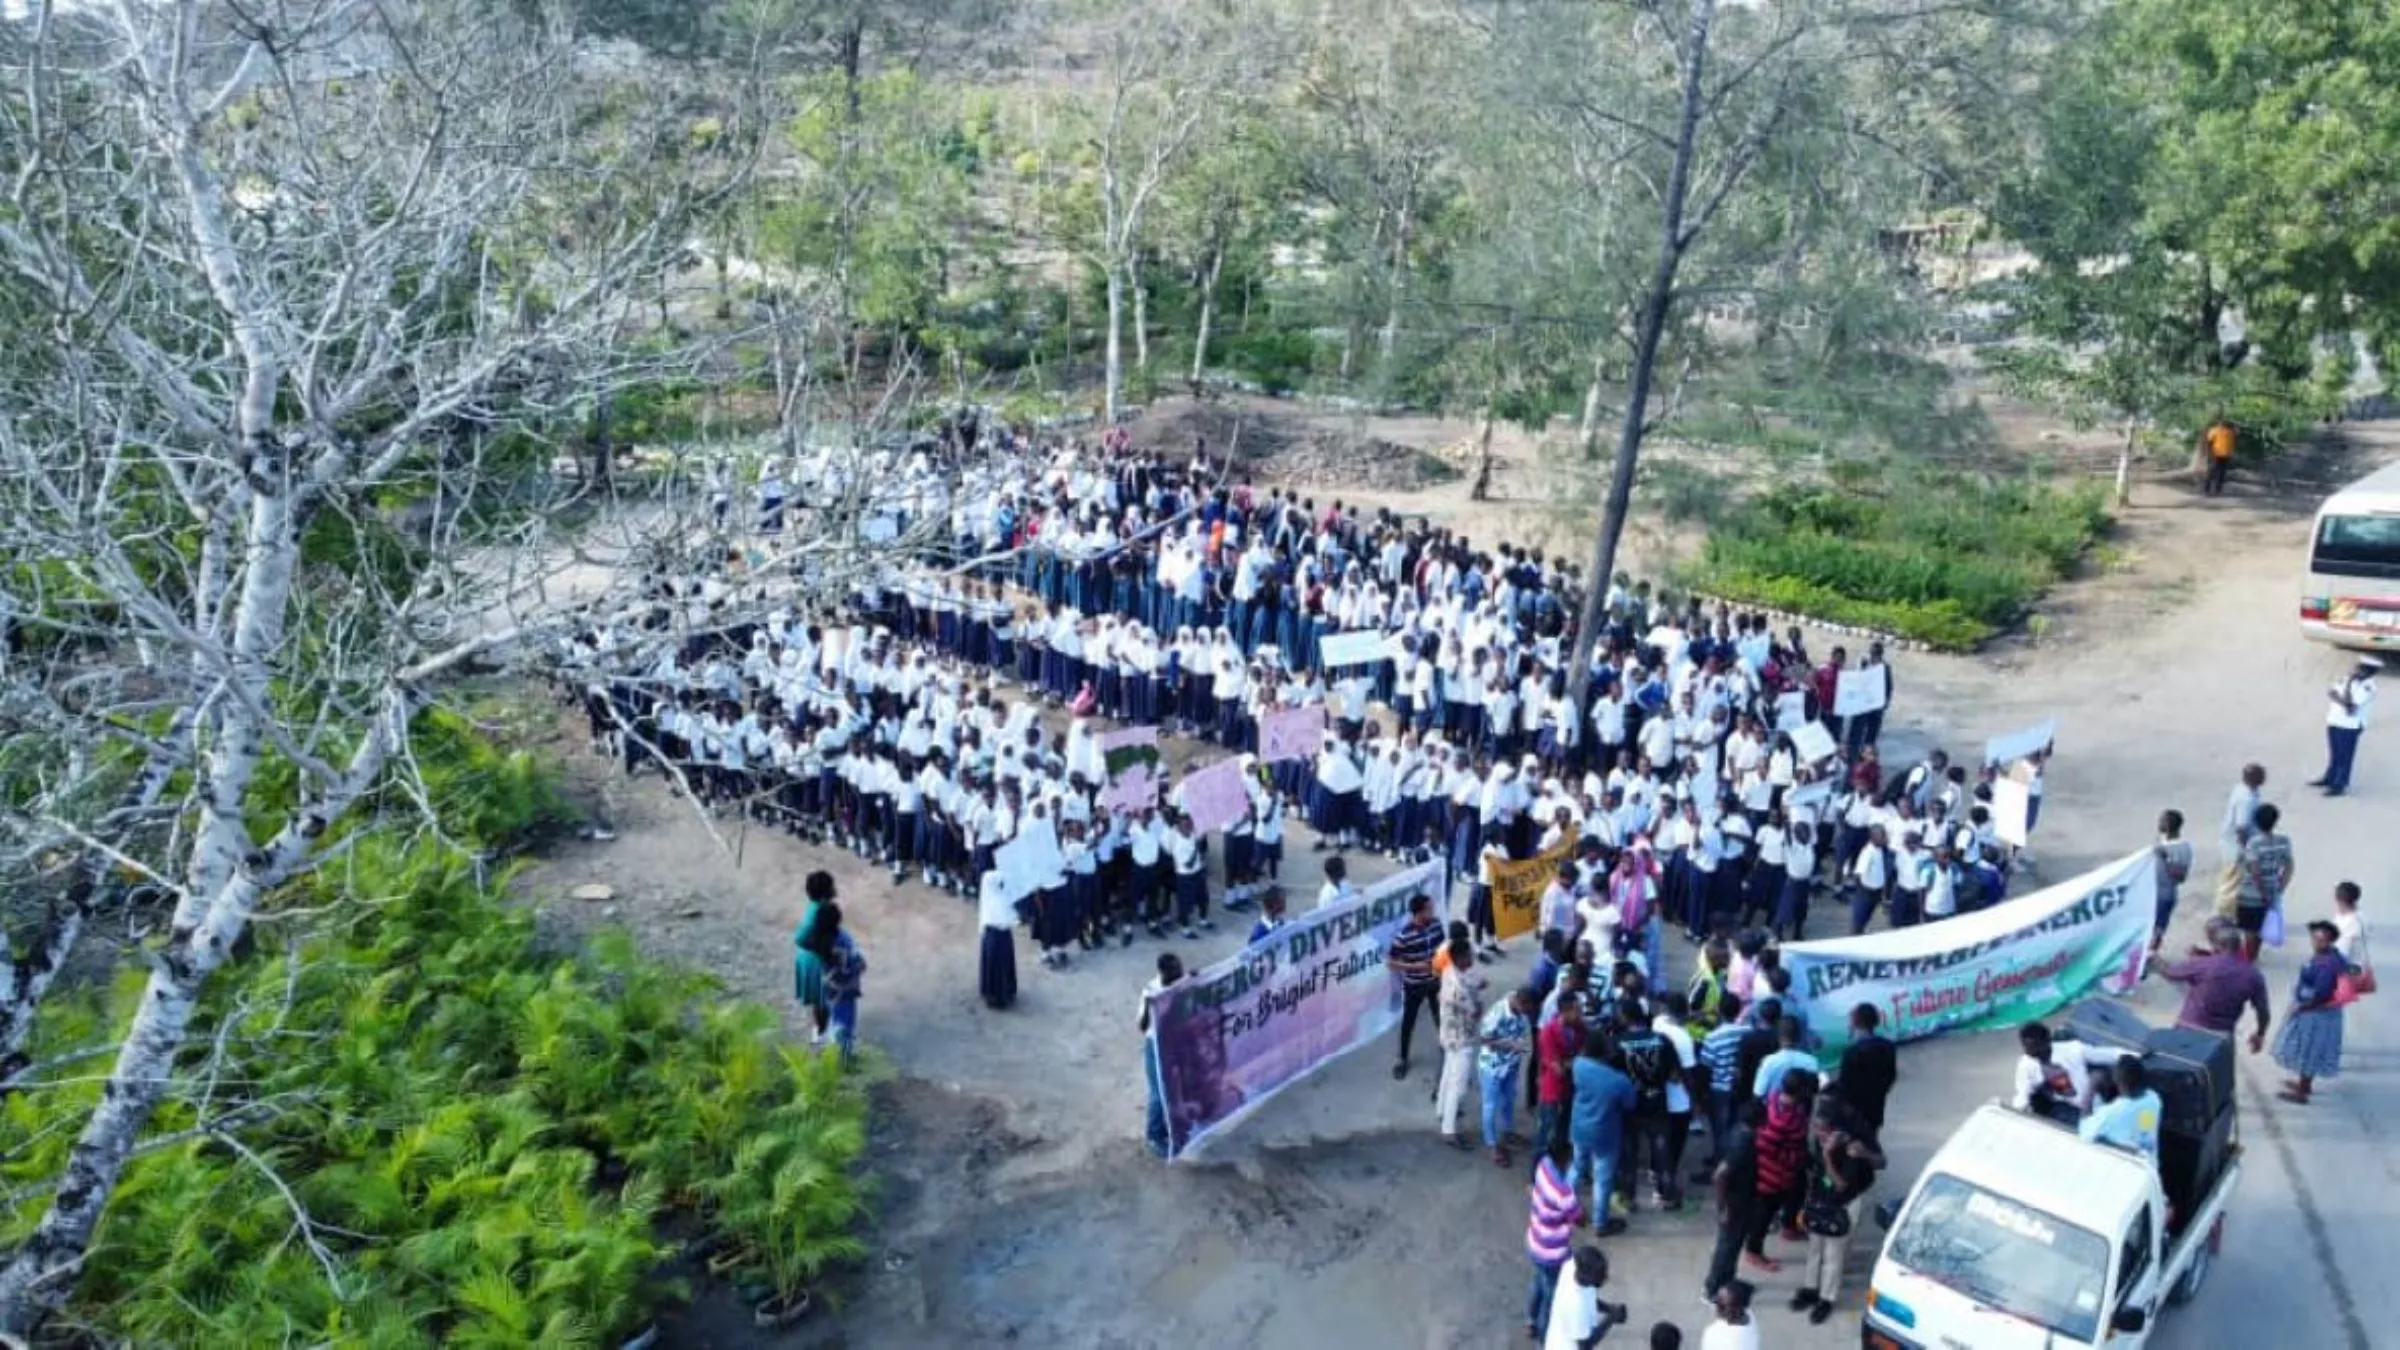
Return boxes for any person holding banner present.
[1138,953,1185,1158]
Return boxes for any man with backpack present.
[1614,999,1685,1214]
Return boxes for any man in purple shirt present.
[2157,923,2271,1052]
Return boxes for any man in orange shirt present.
[2200,415,2237,496]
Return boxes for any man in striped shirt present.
[1386,893,1445,1079]
[1525,1154,1582,1338]
[1695,993,1751,1173]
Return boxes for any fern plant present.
[8,770,871,1345]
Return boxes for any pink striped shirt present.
[1526,1156,1581,1264]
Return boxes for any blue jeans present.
[2325,725,2363,792]
[1569,1136,1620,1219]
[1145,1050,1171,1158]
[829,998,858,1067]
[1534,1101,1566,1161]
[1481,1065,1520,1147]
[1526,1259,1563,1332]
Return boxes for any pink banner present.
[1179,759,1251,835]
[1146,862,1450,1159]
[1258,703,1326,765]
[1099,726,1163,814]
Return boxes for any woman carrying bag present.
[2272,919,2353,1105]
[1791,1095,1885,1326]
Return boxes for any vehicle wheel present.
[2171,1218,2219,1304]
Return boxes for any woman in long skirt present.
[2274,919,2351,1104]
[977,872,1020,1010]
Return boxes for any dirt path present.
[511,400,2397,1349]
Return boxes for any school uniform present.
[977,874,1019,1010]
[1847,841,1892,936]
[1166,827,1210,934]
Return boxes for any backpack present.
[1618,1027,1673,1115]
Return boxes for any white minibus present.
[2302,458,2400,650]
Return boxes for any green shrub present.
[2,820,868,1344]
[1686,473,2109,649]
[1221,328,1327,395]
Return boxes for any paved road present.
[1842,450,2398,1350]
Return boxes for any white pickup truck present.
[1862,1104,2236,1350]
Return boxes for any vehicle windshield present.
[2313,512,2400,580]
[1886,1174,2111,1344]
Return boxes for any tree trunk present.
[0,956,208,1329]
[1379,204,1410,370]
[1577,348,1609,447]
[589,392,614,490]
[1132,252,1150,374]
[1472,394,1498,502]
[2115,416,2137,507]
[1104,264,1126,423]
[1567,0,1716,707]
[839,16,865,126]
[1190,242,1223,390]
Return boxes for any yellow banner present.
[1490,842,1574,941]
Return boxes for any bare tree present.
[1466,0,2054,701]
[0,0,817,1328]
[1081,0,1256,422]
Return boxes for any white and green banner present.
[1784,851,2156,1060]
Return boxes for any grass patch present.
[1685,472,2111,648]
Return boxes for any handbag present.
[1802,1195,1853,1238]
[2331,973,2362,1009]
[2353,965,2379,996]
[2260,906,2286,949]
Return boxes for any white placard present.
[1789,720,1838,764]
[1774,690,1810,732]
[1983,718,2058,768]
[1785,777,1833,817]
[1834,666,1889,717]
[1992,776,2032,847]
[1317,629,1388,669]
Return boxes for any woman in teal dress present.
[793,871,838,1042]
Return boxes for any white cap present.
[2360,656,2385,670]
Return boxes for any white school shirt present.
[1849,844,1888,890]
[1925,860,1958,918]
[1129,818,1163,866]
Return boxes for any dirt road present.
[517,420,2400,1349]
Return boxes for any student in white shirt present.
[1845,823,1890,936]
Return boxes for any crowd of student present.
[557,426,2085,1348]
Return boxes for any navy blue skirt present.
[980,925,1018,1009]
